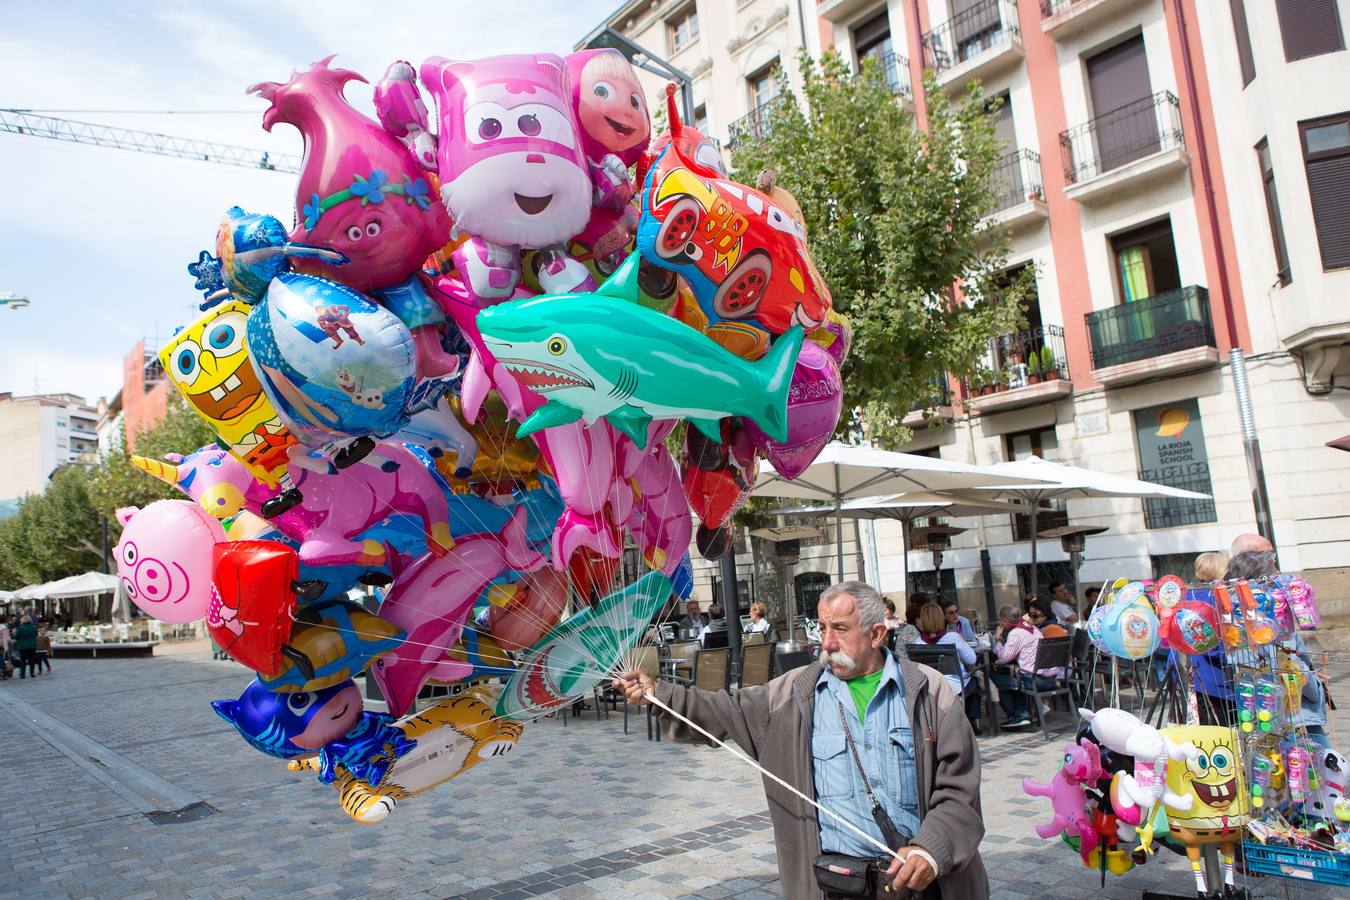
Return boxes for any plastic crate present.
[1243,840,1350,886]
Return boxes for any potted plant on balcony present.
[1027,351,1042,385]
[1039,345,1059,381]
[973,363,997,397]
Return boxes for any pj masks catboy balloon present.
[247,273,416,446]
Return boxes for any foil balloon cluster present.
[126,47,839,824]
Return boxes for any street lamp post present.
[581,27,696,124]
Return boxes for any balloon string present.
[641,689,903,864]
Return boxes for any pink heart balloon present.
[744,340,842,480]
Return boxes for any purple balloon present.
[744,340,842,479]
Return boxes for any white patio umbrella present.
[40,572,120,598]
[751,443,1047,580]
[787,492,1029,600]
[968,455,1211,600]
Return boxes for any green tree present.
[0,468,103,587]
[730,51,1028,447]
[85,395,218,520]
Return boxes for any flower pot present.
[1028,374,1041,385]
[980,385,995,397]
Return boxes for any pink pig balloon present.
[114,500,226,623]
[743,340,843,480]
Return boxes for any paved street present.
[0,643,1344,899]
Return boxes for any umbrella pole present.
[902,519,911,598]
[834,464,845,583]
[1029,501,1040,600]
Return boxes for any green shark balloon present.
[476,253,803,449]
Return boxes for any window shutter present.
[1307,155,1350,268]
[1228,0,1256,86]
[1275,0,1345,62]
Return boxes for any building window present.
[1133,398,1217,529]
[57,419,67,428]
[1152,553,1201,582]
[1300,112,1350,269]
[670,6,700,53]
[1111,218,1181,303]
[853,11,893,73]
[794,571,831,621]
[908,568,957,605]
[1256,139,1292,285]
[1005,427,1068,540]
[749,61,780,110]
[1228,0,1256,86]
[694,102,709,134]
[1275,0,1344,62]
[1085,35,1159,174]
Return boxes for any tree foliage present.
[0,395,217,589]
[730,51,1028,446]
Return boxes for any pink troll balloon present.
[248,57,459,377]
[114,500,226,623]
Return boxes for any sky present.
[0,0,619,405]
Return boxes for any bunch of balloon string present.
[119,51,851,823]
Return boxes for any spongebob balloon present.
[160,300,306,519]
[1161,725,1249,898]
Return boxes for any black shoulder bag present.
[813,698,909,897]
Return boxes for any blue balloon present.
[247,273,416,445]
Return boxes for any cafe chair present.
[665,640,701,684]
[739,642,774,689]
[623,645,662,741]
[774,649,814,677]
[1025,636,1073,741]
[692,647,731,693]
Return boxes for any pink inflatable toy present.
[413,54,597,302]
[743,340,843,480]
[137,443,454,570]
[620,439,691,577]
[248,57,458,377]
[369,508,545,716]
[114,500,226,623]
[1022,737,1103,864]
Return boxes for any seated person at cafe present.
[744,601,775,640]
[942,600,976,642]
[991,605,1062,729]
[1047,582,1079,625]
[916,602,983,729]
[677,601,710,639]
[701,602,729,648]
[1027,598,1067,638]
[1083,585,1101,613]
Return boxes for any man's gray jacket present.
[654,654,989,899]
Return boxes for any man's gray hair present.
[997,604,1020,624]
[820,581,887,630]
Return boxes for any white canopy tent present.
[969,455,1211,598]
[40,572,120,598]
[751,444,1047,580]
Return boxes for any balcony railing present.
[968,324,1069,394]
[1060,91,1183,184]
[1085,285,1215,370]
[922,0,1020,74]
[1040,0,1091,15]
[989,148,1044,214]
[727,100,782,148]
[881,50,913,99]
[1140,465,1217,529]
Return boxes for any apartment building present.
[585,0,1350,621]
[0,392,100,508]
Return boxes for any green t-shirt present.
[845,668,885,725]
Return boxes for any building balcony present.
[881,50,913,101]
[819,0,886,23]
[1086,285,1220,386]
[966,325,1074,414]
[921,0,1023,94]
[1060,92,1187,204]
[727,99,782,148]
[982,149,1048,231]
[902,377,954,428]
[1040,0,1147,39]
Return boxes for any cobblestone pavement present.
[1,645,1346,899]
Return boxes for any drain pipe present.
[1174,1,1274,550]
[1230,348,1278,557]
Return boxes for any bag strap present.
[835,697,907,852]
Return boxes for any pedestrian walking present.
[0,614,11,679]
[36,622,52,673]
[14,614,38,679]
[617,580,988,899]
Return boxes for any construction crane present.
[0,109,299,174]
